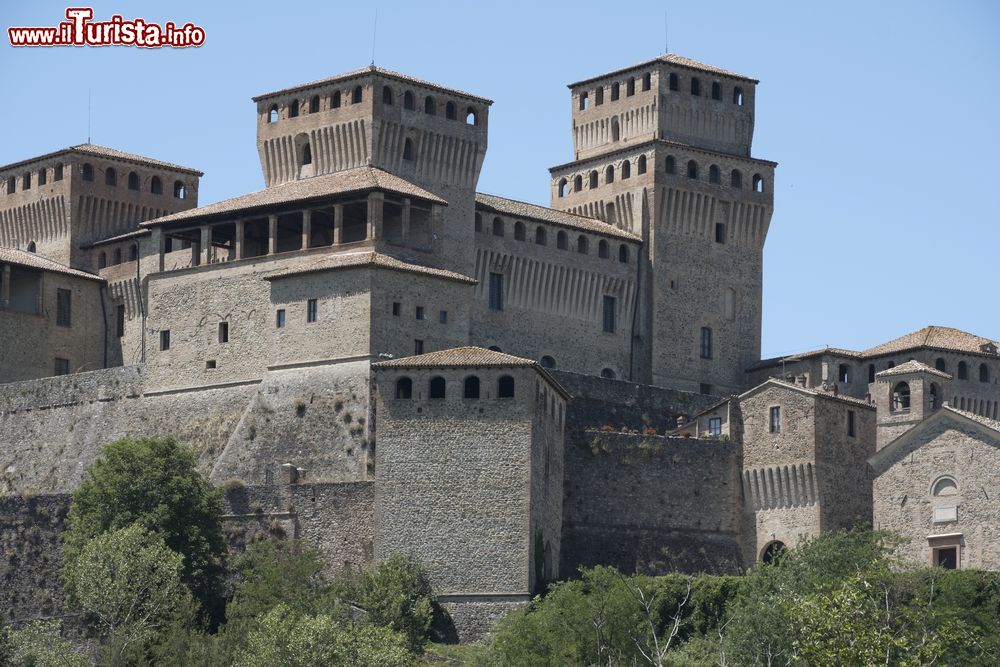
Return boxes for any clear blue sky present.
[2,1,998,357]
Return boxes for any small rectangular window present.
[603,295,616,333]
[439,310,448,324]
[276,309,286,328]
[392,302,401,316]
[699,383,713,395]
[54,358,70,376]
[160,330,171,351]
[715,223,726,244]
[115,305,125,338]
[700,327,713,359]
[306,299,318,323]
[415,306,425,320]
[414,339,424,355]
[489,272,504,311]
[769,406,781,433]
[218,321,229,343]
[55,288,72,327]
[206,360,217,369]
[847,410,856,437]
[708,417,722,437]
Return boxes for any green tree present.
[227,539,327,621]
[64,524,193,665]
[3,620,89,667]
[233,604,415,667]
[63,437,226,622]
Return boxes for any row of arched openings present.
[477,214,630,262]
[97,244,139,269]
[268,86,480,126]
[79,164,186,198]
[395,375,515,400]
[577,72,745,109]
[935,357,990,383]
[6,164,64,193]
[268,86,363,123]
[668,73,745,106]
[558,157,764,195]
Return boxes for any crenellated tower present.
[549,55,776,394]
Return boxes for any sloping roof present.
[863,326,999,357]
[373,346,536,369]
[739,377,874,409]
[870,406,1000,474]
[751,347,863,370]
[947,406,1000,433]
[81,228,150,249]
[262,251,476,285]
[875,360,952,380]
[0,143,202,176]
[475,193,641,241]
[253,65,493,105]
[568,53,758,88]
[141,167,447,228]
[0,247,103,282]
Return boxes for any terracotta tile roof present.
[875,360,952,380]
[262,251,476,285]
[253,65,493,105]
[567,53,758,88]
[0,247,103,282]
[862,326,1000,357]
[141,167,447,228]
[944,406,1000,433]
[81,228,150,249]
[475,193,641,241]
[751,347,863,370]
[373,346,535,369]
[0,143,202,176]
[741,377,874,409]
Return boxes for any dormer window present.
[981,343,998,355]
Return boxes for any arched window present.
[331,91,342,108]
[601,368,616,379]
[665,156,676,174]
[621,160,631,179]
[26,241,36,253]
[556,230,568,250]
[642,72,651,91]
[733,87,744,105]
[289,99,299,118]
[929,383,940,410]
[598,240,609,258]
[731,169,742,189]
[690,77,701,96]
[488,346,502,352]
[464,376,481,399]
[105,167,117,186]
[618,244,629,263]
[558,178,568,197]
[151,176,162,195]
[82,163,94,181]
[709,164,720,184]
[268,105,279,123]
[611,82,620,100]
[351,86,362,104]
[403,91,415,110]
[605,165,615,184]
[382,86,393,105]
[724,288,735,320]
[54,164,63,181]
[429,376,446,399]
[753,174,764,192]
[98,252,107,269]
[129,244,138,261]
[310,95,320,113]
[127,172,139,190]
[711,81,722,100]
[424,96,436,115]
[868,364,876,383]
[761,541,786,564]
[611,117,620,142]
[403,138,414,161]
[395,377,413,399]
[492,217,504,237]
[935,358,947,372]
[958,361,968,380]
[535,226,547,245]
[892,382,911,412]
[589,170,598,188]
[669,73,678,91]
[112,248,122,265]
[539,356,556,369]
[498,375,515,398]
[932,477,958,497]
[637,155,647,174]
[38,168,46,186]
[302,143,312,165]
[595,87,604,105]
[577,235,589,254]
[173,181,186,199]
[466,108,477,125]
[22,173,30,190]
[445,101,457,120]
[686,160,698,179]
[838,364,850,384]
[980,363,990,383]
[514,221,526,241]
[573,175,583,192]
[474,213,482,233]
[627,77,635,96]
[700,327,713,359]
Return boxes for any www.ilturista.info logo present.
[8,7,205,48]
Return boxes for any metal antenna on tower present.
[371,8,378,66]
[664,10,669,54]
[87,88,92,143]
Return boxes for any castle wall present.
[814,397,876,531]
[370,269,472,359]
[0,167,73,264]
[561,432,743,575]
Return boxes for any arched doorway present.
[761,541,786,564]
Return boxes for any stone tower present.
[549,55,776,394]
[252,67,492,277]
[873,361,953,450]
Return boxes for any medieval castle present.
[1,54,998,638]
